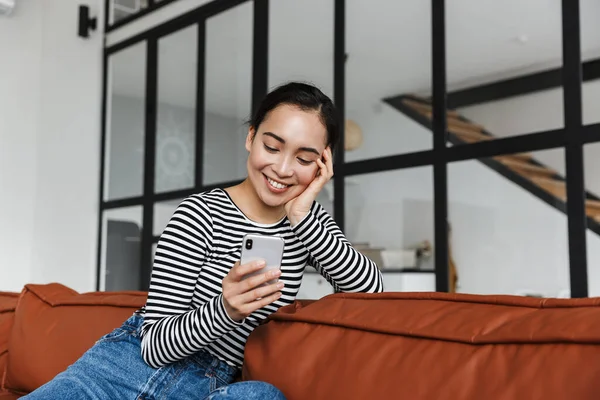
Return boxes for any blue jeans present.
[21,315,285,400]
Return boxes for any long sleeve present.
[139,196,242,368]
[291,202,384,293]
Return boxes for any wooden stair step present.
[528,179,600,219]
[495,157,556,177]
[401,98,461,118]
[586,199,600,214]
[530,177,567,200]
[506,153,533,162]
[421,111,485,131]
[448,125,494,142]
[448,116,485,131]
[587,208,600,224]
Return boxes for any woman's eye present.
[264,145,278,153]
[297,158,313,165]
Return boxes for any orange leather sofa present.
[0,284,147,399]
[2,284,600,399]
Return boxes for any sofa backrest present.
[243,292,600,400]
[3,283,146,395]
[0,292,18,392]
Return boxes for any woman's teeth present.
[267,177,288,189]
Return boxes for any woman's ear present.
[245,127,255,152]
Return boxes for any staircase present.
[385,95,600,235]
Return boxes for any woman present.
[23,82,384,399]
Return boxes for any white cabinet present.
[296,271,435,300]
[297,273,334,300]
[382,271,435,292]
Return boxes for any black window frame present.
[105,0,179,33]
[99,0,596,297]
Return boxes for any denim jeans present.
[21,314,286,400]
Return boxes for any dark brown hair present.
[248,82,340,152]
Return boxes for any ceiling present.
[110,0,600,119]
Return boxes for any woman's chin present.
[259,191,289,208]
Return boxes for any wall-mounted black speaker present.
[78,5,97,38]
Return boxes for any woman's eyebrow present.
[299,147,320,156]
[263,131,285,143]
[262,131,320,156]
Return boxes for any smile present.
[264,174,291,192]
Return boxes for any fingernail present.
[271,270,281,277]
[255,260,266,267]
[277,282,285,289]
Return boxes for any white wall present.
[457,79,600,296]
[0,0,103,292]
[0,0,42,291]
[344,102,573,297]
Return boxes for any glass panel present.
[448,148,569,296]
[152,243,158,264]
[153,198,184,236]
[203,3,253,185]
[581,0,600,125]
[269,0,334,98]
[104,42,147,201]
[345,0,432,162]
[446,1,563,144]
[582,82,600,126]
[318,180,334,217]
[345,168,435,292]
[155,26,198,193]
[110,0,149,25]
[585,142,600,296]
[100,206,143,291]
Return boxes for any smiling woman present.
[230,82,340,225]
[23,82,383,400]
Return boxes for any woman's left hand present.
[285,147,334,226]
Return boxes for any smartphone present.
[240,233,284,285]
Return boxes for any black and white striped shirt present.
[138,188,383,369]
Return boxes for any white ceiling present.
[110,0,600,119]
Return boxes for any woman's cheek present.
[250,149,271,168]
[297,166,318,186]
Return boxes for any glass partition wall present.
[100,0,598,298]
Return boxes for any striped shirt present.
[138,188,383,369]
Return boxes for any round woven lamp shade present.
[345,119,363,151]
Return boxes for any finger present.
[316,157,326,174]
[243,291,283,314]
[240,281,285,304]
[231,259,266,281]
[324,148,334,176]
[316,158,331,182]
[241,268,282,292]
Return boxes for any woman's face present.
[245,104,328,208]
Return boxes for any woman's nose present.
[273,157,293,177]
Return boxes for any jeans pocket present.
[214,375,229,390]
[96,327,129,344]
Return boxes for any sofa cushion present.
[0,390,18,400]
[243,292,600,400]
[5,283,146,394]
[0,292,18,392]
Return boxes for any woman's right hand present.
[222,260,284,322]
